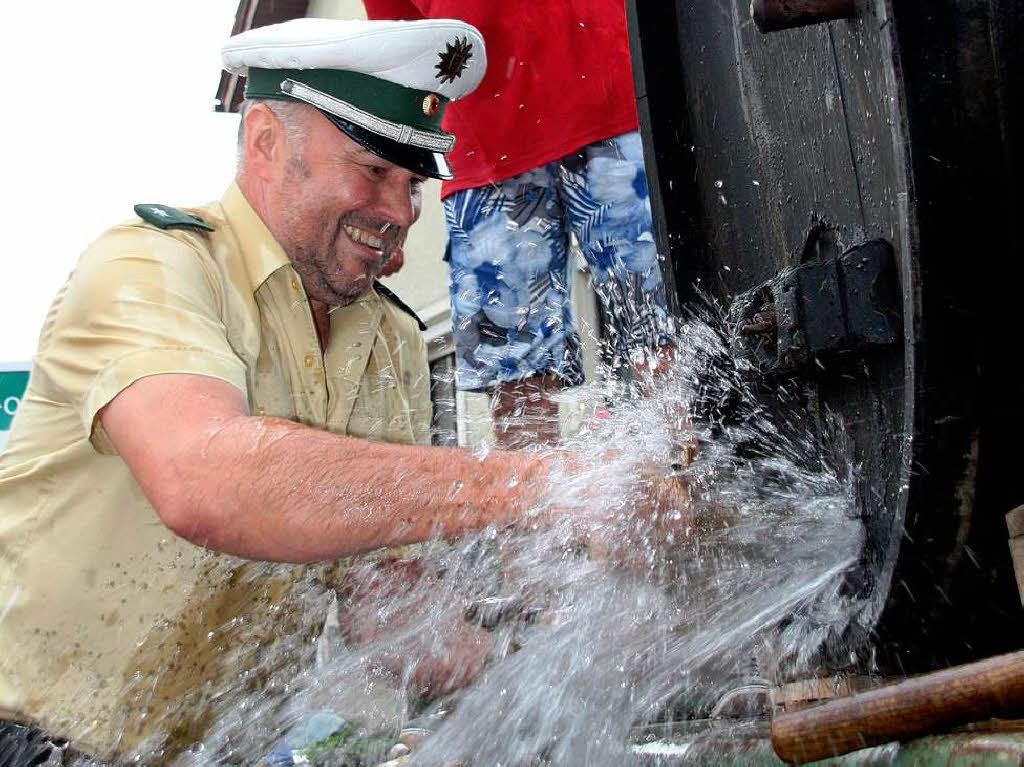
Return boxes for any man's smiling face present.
[271,106,425,306]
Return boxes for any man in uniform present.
[0,18,560,764]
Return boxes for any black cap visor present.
[318,110,452,180]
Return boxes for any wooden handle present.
[771,650,1024,764]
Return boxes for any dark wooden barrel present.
[626,0,1024,674]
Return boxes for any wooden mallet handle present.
[771,649,1024,763]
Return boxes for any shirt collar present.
[220,182,291,294]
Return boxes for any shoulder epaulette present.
[373,281,427,331]
[133,203,215,232]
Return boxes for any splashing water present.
[155,313,864,766]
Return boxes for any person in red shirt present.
[365,0,676,448]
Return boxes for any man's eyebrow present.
[345,146,424,180]
[349,147,386,164]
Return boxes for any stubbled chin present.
[344,266,379,295]
[314,266,374,306]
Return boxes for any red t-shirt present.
[362,0,639,197]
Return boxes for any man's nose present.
[374,177,418,229]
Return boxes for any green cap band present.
[245,67,449,132]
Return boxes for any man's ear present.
[241,103,284,181]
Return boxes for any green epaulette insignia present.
[374,281,427,331]
[133,203,215,232]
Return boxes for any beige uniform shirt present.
[0,184,432,759]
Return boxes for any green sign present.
[0,364,31,448]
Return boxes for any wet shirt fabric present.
[362,0,640,198]
[0,183,431,760]
[445,132,675,391]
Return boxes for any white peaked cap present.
[222,17,487,101]
[221,17,486,178]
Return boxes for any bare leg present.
[633,343,699,467]
[489,373,564,450]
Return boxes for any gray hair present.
[236,98,313,169]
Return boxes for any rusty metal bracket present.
[751,0,856,33]
[728,238,902,375]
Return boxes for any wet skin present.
[252,103,427,308]
[238,105,493,693]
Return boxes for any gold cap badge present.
[422,93,441,116]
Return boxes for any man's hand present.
[585,464,694,569]
[339,558,493,699]
[555,442,696,569]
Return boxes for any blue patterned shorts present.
[444,131,675,392]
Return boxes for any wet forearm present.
[174,415,548,562]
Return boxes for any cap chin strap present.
[281,78,455,153]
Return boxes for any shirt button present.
[255,405,266,416]
[291,278,301,292]
[304,354,315,368]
